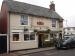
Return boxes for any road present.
[22,48,75,56]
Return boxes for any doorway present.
[0,36,7,53]
[38,34,44,48]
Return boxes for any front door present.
[38,34,44,48]
[0,36,7,53]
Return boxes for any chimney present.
[49,1,55,11]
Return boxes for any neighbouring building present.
[0,0,63,53]
[64,27,75,36]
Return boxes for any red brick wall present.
[0,1,8,34]
[0,13,1,33]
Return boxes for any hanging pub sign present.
[37,21,44,25]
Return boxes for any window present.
[44,35,49,41]
[44,34,50,41]
[24,34,29,40]
[21,15,28,25]
[50,34,53,38]
[30,34,35,40]
[24,33,35,41]
[52,19,56,27]
[59,21,63,28]
[13,34,19,41]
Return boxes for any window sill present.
[20,25,29,26]
[23,40,36,42]
[11,41,21,42]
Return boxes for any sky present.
[0,0,75,27]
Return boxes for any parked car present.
[55,36,75,49]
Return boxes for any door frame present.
[38,34,44,48]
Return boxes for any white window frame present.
[30,33,36,40]
[24,33,30,41]
[20,15,29,26]
[24,33,36,42]
[11,32,21,42]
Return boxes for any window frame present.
[24,33,36,41]
[11,32,20,42]
[30,33,35,40]
[44,34,50,41]
[24,33,30,41]
[20,15,29,26]
[59,21,63,28]
[52,19,56,27]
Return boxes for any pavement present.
[0,47,55,56]
[26,48,75,56]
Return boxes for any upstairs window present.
[59,21,63,28]
[21,15,28,25]
[52,19,56,27]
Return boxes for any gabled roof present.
[4,1,63,20]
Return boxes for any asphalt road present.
[22,48,75,56]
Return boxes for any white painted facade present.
[8,13,63,51]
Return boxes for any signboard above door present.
[37,21,44,25]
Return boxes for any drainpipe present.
[7,13,10,53]
[9,13,10,53]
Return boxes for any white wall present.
[9,13,38,51]
[9,13,63,51]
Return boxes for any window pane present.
[24,34,29,40]
[59,21,63,28]
[30,34,35,40]
[52,24,56,27]
[21,15,28,25]
[52,19,56,27]
[13,34,19,41]
[21,21,28,25]
[44,35,49,41]
[50,34,53,38]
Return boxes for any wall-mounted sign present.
[37,21,44,25]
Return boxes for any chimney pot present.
[49,1,55,11]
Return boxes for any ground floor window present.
[44,34,50,41]
[30,33,35,40]
[24,33,35,41]
[13,33,19,41]
[50,33,57,38]
[50,33,53,38]
[24,34,29,40]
